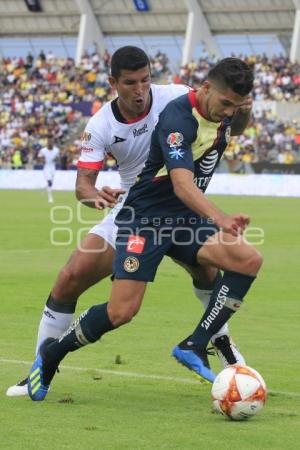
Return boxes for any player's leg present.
[6,216,116,397]
[27,223,167,400]
[35,214,119,351]
[174,231,262,380]
[46,179,53,203]
[44,168,54,203]
[28,279,147,401]
[36,232,114,351]
[172,260,245,367]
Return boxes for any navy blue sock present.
[43,303,114,364]
[192,270,222,290]
[46,293,77,313]
[190,271,256,348]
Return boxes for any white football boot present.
[213,335,246,368]
[6,378,28,397]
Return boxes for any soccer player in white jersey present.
[7,46,251,397]
[38,137,59,203]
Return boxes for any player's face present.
[202,81,248,122]
[109,65,151,119]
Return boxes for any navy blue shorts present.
[113,215,219,282]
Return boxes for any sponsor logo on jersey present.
[167,132,184,148]
[169,148,184,160]
[194,175,212,189]
[225,126,231,143]
[81,131,92,142]
[199,149,219,174]
[123,256,140,272]
[113,135,126,144]
[133,123,148,138]
[126,235,145,253]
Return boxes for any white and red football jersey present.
[77,83,189,189]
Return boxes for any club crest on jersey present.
[126,235,145,254]
[81,131,91,142]
[225,126,231,143]
[123,256,140,272]
[169,148,184,160]
[167,132,184,148]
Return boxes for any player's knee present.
[118,310,135,325]
[242,249,263,275]
[108,299,141,326]
[58,263,86,288]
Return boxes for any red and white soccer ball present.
[211,365,267,421]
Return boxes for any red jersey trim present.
[126,109,149,124]
[188,90,208,119]
[77,160,104,170]
[152,175,169,182]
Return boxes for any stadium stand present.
[1,0,300,175]
[173,54,300,102]
[1,49,300,174]
[0,49,169,171]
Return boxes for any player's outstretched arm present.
[76,168,125,209]
[170,168,250,236]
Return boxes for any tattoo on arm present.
[76,168,99,206]
[76,168,98,186]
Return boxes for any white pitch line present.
[0,358,199,385]
[1,358,299,397]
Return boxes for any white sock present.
[193,285,229,342]
[47,186,53,202]
[35,306,74,355]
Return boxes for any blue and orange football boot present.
[172,336,216,384]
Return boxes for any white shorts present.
[88,193,127,249]
[43,167,55,182]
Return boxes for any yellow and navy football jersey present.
[117,90,231,220]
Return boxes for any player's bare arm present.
[76,167,125,209]
[230,95,253,136]
[170,168,250,236]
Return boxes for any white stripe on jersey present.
[78,83,189,190]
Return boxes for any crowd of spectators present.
[173,54,300,102]
[222,112,300,173]
[0,49,169,170]
[1,49,300,172]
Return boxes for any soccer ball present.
[211,365,267,421]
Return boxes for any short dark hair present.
[110,46,150,80]
[208,57,254,96]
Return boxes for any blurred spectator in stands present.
[25,52,34,69]
[59,147,68,170]
[277,145,295,164]
[91,97,102,115]
[11,149,23,169]
[104,154,117,171]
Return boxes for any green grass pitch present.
[0,189,299,450]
